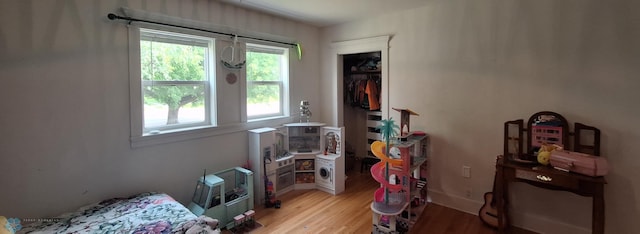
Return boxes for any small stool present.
[361,157,381,173]
[233,214,245,228]
[243,210,256,227]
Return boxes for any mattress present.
[17,192,219,234]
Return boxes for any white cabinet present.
[294,154,316,189]
[248,128,275,207]
[284,122,325,154]
[283,123,346,194]
[251,123,347,200]
[283,122,324,190]
[316,126,346,195]
[249,127,294,207]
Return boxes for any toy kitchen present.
[249,122,345,207]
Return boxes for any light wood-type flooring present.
[228,161,536,234]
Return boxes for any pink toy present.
[550,150,609,177]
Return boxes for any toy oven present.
[275,164,294,191]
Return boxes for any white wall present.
[321,0,639,233]
[0,0,320,218]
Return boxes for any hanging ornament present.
[226,72,238,84]
[220,34,245,70]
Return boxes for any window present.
[246,44,289,120]
[129,26,293,147]
[139,29,215,134]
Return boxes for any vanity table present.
[495,157,606,233]
[496,111,606,234]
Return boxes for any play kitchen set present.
[249,122,345,208]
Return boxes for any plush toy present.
[537,151,552,165]
[537,143,563,165]
[183,216,219,234]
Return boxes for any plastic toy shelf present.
[370,133,429,234]
[370,162,404,192]
[410,157,427,171]
[371,201,409,234]
[371,200,408,216]
[403,180,428,226]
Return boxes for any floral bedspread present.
[18,192,218,234]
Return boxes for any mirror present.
[525,111,569,162]
[503,119,524,162]
[504,111,601,164]
[574,122,601,156]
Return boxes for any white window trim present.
[139,28,216,134]
[128,26,295,148]
[246,43,290,121]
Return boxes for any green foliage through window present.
[246,44,288,119]
[140,30,210,126]
[246,51,281,104]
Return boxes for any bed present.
[18,192,220,234]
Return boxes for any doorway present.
[342,52,382,162]
[330,35,390,176]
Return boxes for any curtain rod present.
[107,13,297,48]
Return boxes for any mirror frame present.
[524,111,569,162]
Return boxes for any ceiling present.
[219,0,432,27]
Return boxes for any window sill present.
[130,116,295,148]
[248,115,290,123]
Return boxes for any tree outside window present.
[140,29,214,132]
[246,44,288,119]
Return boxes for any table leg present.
[496,166,508,233]
[592,183,605,234]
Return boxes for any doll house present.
[370,114,429,234]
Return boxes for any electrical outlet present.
[462,166,471,178]
[465,187,472,198]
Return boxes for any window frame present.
[245,43,290,121]
[128,26,294,148]
[137,28,216,134]
[139,28,216,133]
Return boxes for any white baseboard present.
[427,188,483,216]
[427,189,590,234]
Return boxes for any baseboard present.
[427,189,483,216]
[427,189,590,234]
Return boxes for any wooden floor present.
[234,164,535,234]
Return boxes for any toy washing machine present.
[315,157,335,192]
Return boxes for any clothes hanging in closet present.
[344,74,381,111]
[365,78,380,111]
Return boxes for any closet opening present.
[331,35,389,190]
[341,52,383,173]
